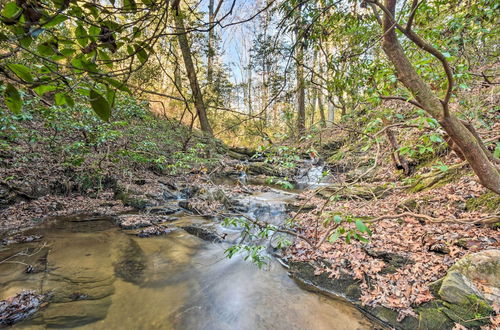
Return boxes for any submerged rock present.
[35,297,111,328]
[0,291,47,326]
[114,238,147,284]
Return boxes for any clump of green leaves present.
[324,214,372,244]
[265,176,295,190]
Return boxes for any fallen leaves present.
[285,175,499,313]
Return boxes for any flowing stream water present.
[0,176,376,329]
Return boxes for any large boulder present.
[436,249,499,328]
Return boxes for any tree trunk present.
[207,0,215,85]
[327,98,334,126]
[295,5,306,136]
[172,0,213,136]
[382,117,410,175]
[380,0,500,193]
[318,90,326,128]
[296,50,306,135]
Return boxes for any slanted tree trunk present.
[382,117,410,175]
[171,0,213,136]
[377,0,500,193]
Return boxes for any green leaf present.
[55,92,73,107]
[34,84,57,96]
[123,0,137,11]
[493,143,500,159]
[89,89,111,121]
[43,14,67,28]
[7,64,33,82]
[355,219,368,233]
[105,88,116,106]
[328,230,340,243]
[135,46,148,64]
[2,2,21,18]
[88,25,100,41]
[103,77,132,94]
[4,83,22,114]
[75,25,88,46]
[64,94,75,107]
[37,42,55,56]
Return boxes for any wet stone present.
[2,234,43,246]
[137,226,175,238]
[0,290,47,327]
[181,225,223,243]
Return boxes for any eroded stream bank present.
[0,171,379,329]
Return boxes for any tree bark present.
[382,117,410,175]
[318,90,326,128]
[207,0,215,85]
[295,6,306,136]
[327,98,334,126]
[172,0,213,136]
[379,0,500,193]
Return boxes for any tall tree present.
[207,0,216,85]
[171,0,213,135]
[369,0,500,193]
[295,4,306,135]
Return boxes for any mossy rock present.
[465,192,500,213]
[409,166,463,193]
[316,183,391,200]
[367,306,419,329]
[441,295,493,328]
[289,261,362,301]
[246,162,286,177]
[115,191,150,210]
[416,301,455,330]
[435,250,499,328]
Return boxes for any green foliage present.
[0,0,166,120]
[253,145,300,169]
[323,214,372,244]
[265,177,295,190]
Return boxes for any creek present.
[0,169,377,329]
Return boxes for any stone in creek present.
[1,234,43,246]
[116,214,173,230]
[0,290,47,327]
[137,226,175,238]
[181,225,223,243]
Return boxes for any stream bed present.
[0,188,376,329]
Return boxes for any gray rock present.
[439,249,500,305]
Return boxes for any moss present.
[115,191,150,210]
[369,306,419,329]
[409,166,463,193]
[417,301,455,330]
[428,279,443,298]
[465,192,500,213]
[441,294,493,328]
